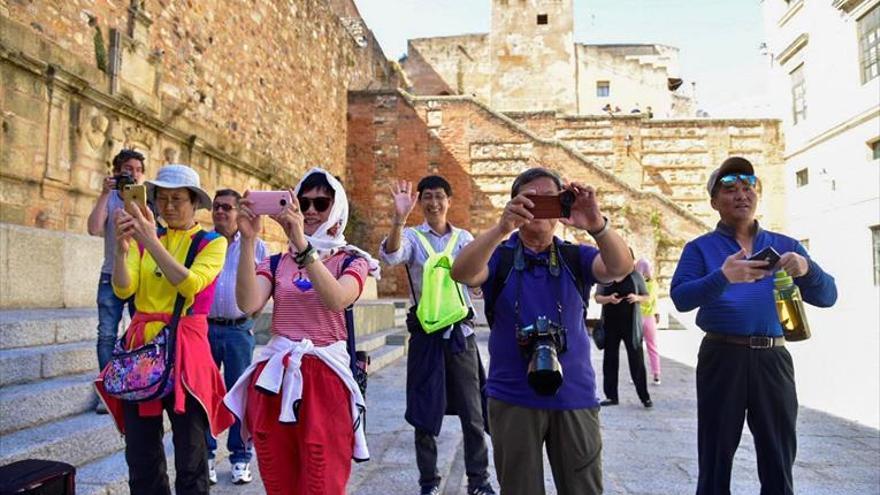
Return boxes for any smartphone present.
[248,191,293,215]
[748,246,781,270]
[524,190,576,219]
[121,184,147,213]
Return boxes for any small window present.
[858,5,879,84]
[871,140,880,160]
[790,64,807,124]
[795,168,809,187]
[799,238,810,251]
[872,225,880,285]
[537,14,548,25]
[596,81,610,97]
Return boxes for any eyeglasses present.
[297,196,332,213]
[156,196,191,207]
[212,203,236,212]
[718,174,757,188]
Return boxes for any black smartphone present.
[748,246,781,270]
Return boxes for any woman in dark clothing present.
[595,269,653,408]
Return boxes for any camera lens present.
[280,199,287,206]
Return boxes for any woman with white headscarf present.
[225,168,379,495]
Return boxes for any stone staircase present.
[0,300,410,494]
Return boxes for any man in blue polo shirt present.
[671,157,837,495]
[452,168,633,495]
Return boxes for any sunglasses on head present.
[212,203,236,212]
[297,196,332,213]
[718,174,757,188]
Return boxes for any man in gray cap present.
[670,156,838,495]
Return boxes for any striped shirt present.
[256,252,368,346]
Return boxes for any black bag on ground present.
[0,459,75,495]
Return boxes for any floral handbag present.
[102,230,205,402]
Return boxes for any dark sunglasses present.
[718,174,757,188]
[297,196,332,213]
[212,203,236,212]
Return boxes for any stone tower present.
[489,0,577,114]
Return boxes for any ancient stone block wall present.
[347,91,711,297]
[404,35,492,99]
[5,0,393,179]
[509,113,787,231]
[0,1,393,308]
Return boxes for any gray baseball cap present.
[707,157,755,197]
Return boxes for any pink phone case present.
[248,191,292,215]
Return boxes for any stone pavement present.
[212,328,880,495]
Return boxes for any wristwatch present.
[298,248,320,268]
[588,216,610,240]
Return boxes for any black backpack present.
[268,253,369,395]
[482,241,590,328]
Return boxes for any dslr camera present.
[113,171,135,190]
[516,316,568,396]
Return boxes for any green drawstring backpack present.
[413,229,469,333]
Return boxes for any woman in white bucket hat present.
[95,163,233,495]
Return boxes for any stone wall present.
[489,0,577,113]
[347,90,713,297]
[0,1,393,308]
[5,1,393,175]
[508,113,787,230]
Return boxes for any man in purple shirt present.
[205,189,269,486]
[452,168,633,495]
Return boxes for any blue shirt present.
[670,222,837,336]
[208,232,269,319]
[483,233,600,410]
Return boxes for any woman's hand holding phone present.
[237,192,263,240]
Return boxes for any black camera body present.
[113,172,135,190]
[516,316,568,396]
[558,189,576,218]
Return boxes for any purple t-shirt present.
[482,233,600,410]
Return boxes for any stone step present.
[0,372,98,435]
[0,340,97,387]
[0,411,124,468]
[76,428,234,495]
[356,327,405,354]
[367,342,406,373]
[0,308,97,350]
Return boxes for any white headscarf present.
[292,167,381,279]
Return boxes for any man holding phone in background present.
[670,156,838,495]
[87,149,145,414]
[204,189,268,485]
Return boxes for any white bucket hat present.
[145,164,212,210]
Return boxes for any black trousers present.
[695,338,798,495]
[602,321,650,403]
[415,334,490,490]
[123,393,210,495]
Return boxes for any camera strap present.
[512,239,564,334]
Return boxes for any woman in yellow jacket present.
[96,164,233,495]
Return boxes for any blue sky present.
[354,0,772,117]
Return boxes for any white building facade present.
[762,0,880,427]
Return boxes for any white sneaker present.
[208,459,217,485]
[653,375,662,385]
[231,462,253,485]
